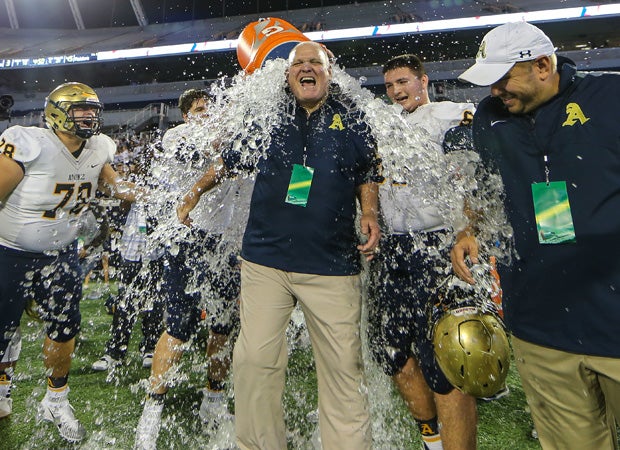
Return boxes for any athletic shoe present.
[0,397,12,419]
[199,389,234,427]
[92,354,120,371]
[142,353,154,369]
[134,398,164,450]
[306,408,319,424]
[480,386,510,402]
[37,390,86,443]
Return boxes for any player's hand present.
[357,213,381,261]
[450,233,479,284]
[176,193,198,227]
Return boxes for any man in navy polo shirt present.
[178,41,380,450]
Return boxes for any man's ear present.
[323,46,336,66]
[535,56,553,80]
[421,73,429,89]
[320,44,334,78]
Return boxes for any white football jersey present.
[157,122,251,237]
[0,126,115,252]
[380,101,475,234]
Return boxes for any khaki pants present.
[233,260,371,450]
[512,336,620,450]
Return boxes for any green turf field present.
[1,282,542,449]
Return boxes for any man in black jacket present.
[452,21,620,449]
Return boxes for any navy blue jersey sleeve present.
[221,137,261,173]
[443,124,474,153]
[221,142,242,171]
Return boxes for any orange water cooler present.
[236,17,310,73]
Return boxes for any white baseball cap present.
[458,21,555,86]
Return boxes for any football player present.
[135,88,249,449]
[367,54,478,450]
[0,82,145,442]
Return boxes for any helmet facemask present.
[45,82,104,139]
[51,100,103,139]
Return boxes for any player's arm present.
[445,104,480,282]
[0,154,24,202]
[356,182,380,261]
[451,159,486,285]
[451,223,479,285]
[176,156,228,226]
[97,163,147,203]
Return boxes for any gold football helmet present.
[433,305,510,398]
[45,82,103,139]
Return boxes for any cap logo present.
[519,50,532,59]
[476,41,487,60]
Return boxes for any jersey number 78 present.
[43,182,92,219]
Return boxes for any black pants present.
[104,258,165,360]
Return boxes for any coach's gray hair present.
[287,41,330,68]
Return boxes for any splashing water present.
[122,56,512,449]
[4,60,514,448]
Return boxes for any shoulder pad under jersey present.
[0,125,45,163]
[429,101,476,126]
[88,133,117,163]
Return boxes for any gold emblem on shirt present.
[329,114,345,131]
[562,103,590,127]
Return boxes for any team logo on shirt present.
[329,114,345,131]
[562,103,590,127]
